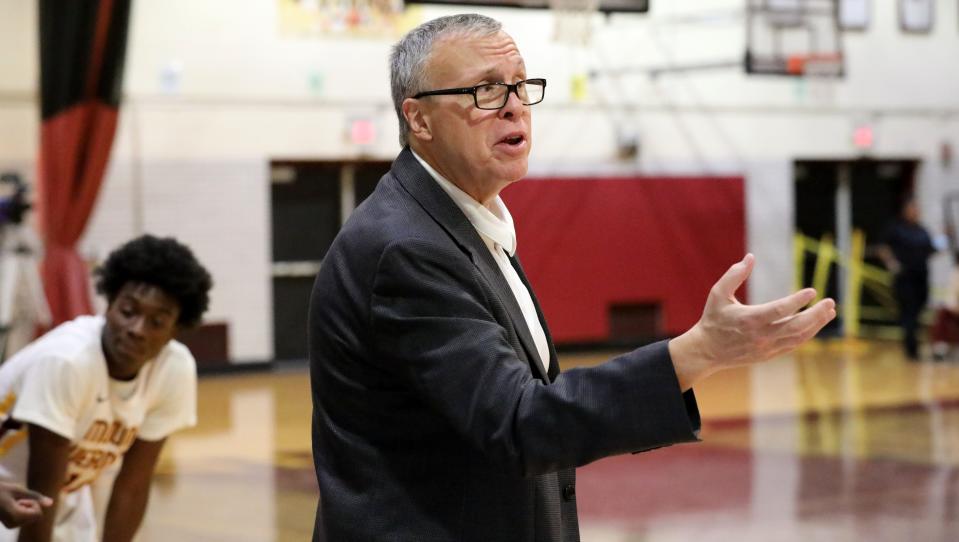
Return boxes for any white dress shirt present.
[412,151,551,374]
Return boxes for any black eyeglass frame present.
[412,78,547,110]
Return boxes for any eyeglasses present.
[413,78,547,110]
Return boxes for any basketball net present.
[550,0,598,46]
[787,53,844,78]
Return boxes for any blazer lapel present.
[391,148,550,382]
[509,254,559,381]
[470,245,550,382]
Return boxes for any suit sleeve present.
[370,239,700,477]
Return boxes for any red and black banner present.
[37,0,131,326]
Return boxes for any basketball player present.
[0,235,212,542]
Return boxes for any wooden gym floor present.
[132,339,959,541]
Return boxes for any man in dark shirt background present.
[880,197,938,360]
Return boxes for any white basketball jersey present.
[0,315,197,541]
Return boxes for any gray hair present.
[390,14,503,147]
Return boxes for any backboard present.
[745,0,844,77]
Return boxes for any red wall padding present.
[501,176,746,343]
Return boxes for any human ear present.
[402,98,433,142]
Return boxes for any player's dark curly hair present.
[94,235,213,328]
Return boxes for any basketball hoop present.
[549,0,598,46]
[745,0,845,78]
[803,53,844,78]
[787,52,844,77]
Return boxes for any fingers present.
[9,487,52,507]
[711,253,754,301]
[769,298,837,350]
[754,288,817,324]
[0,483,53,528]
[12,499,43,514]
[0,498,46,529]
[6,499,45,527]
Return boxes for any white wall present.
[2,0,958,360]
[0,0,38,166]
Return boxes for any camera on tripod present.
[0,171,48,361]
[0,173,31,227]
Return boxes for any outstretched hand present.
[0,480,53,528]
[669,254,837,391]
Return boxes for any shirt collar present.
[411,149,517,256]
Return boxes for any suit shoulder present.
[333,173,456,257]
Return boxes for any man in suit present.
[309,13,836,541]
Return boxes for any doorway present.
[794,159,918,336]
[269,160,391,361]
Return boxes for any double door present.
[270,160,390,361]
[794,159,918,336]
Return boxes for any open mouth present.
[499,134,525,146]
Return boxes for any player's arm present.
[101,437,166,542]
[17,424,71,542]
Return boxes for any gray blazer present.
[309,147,701,541]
